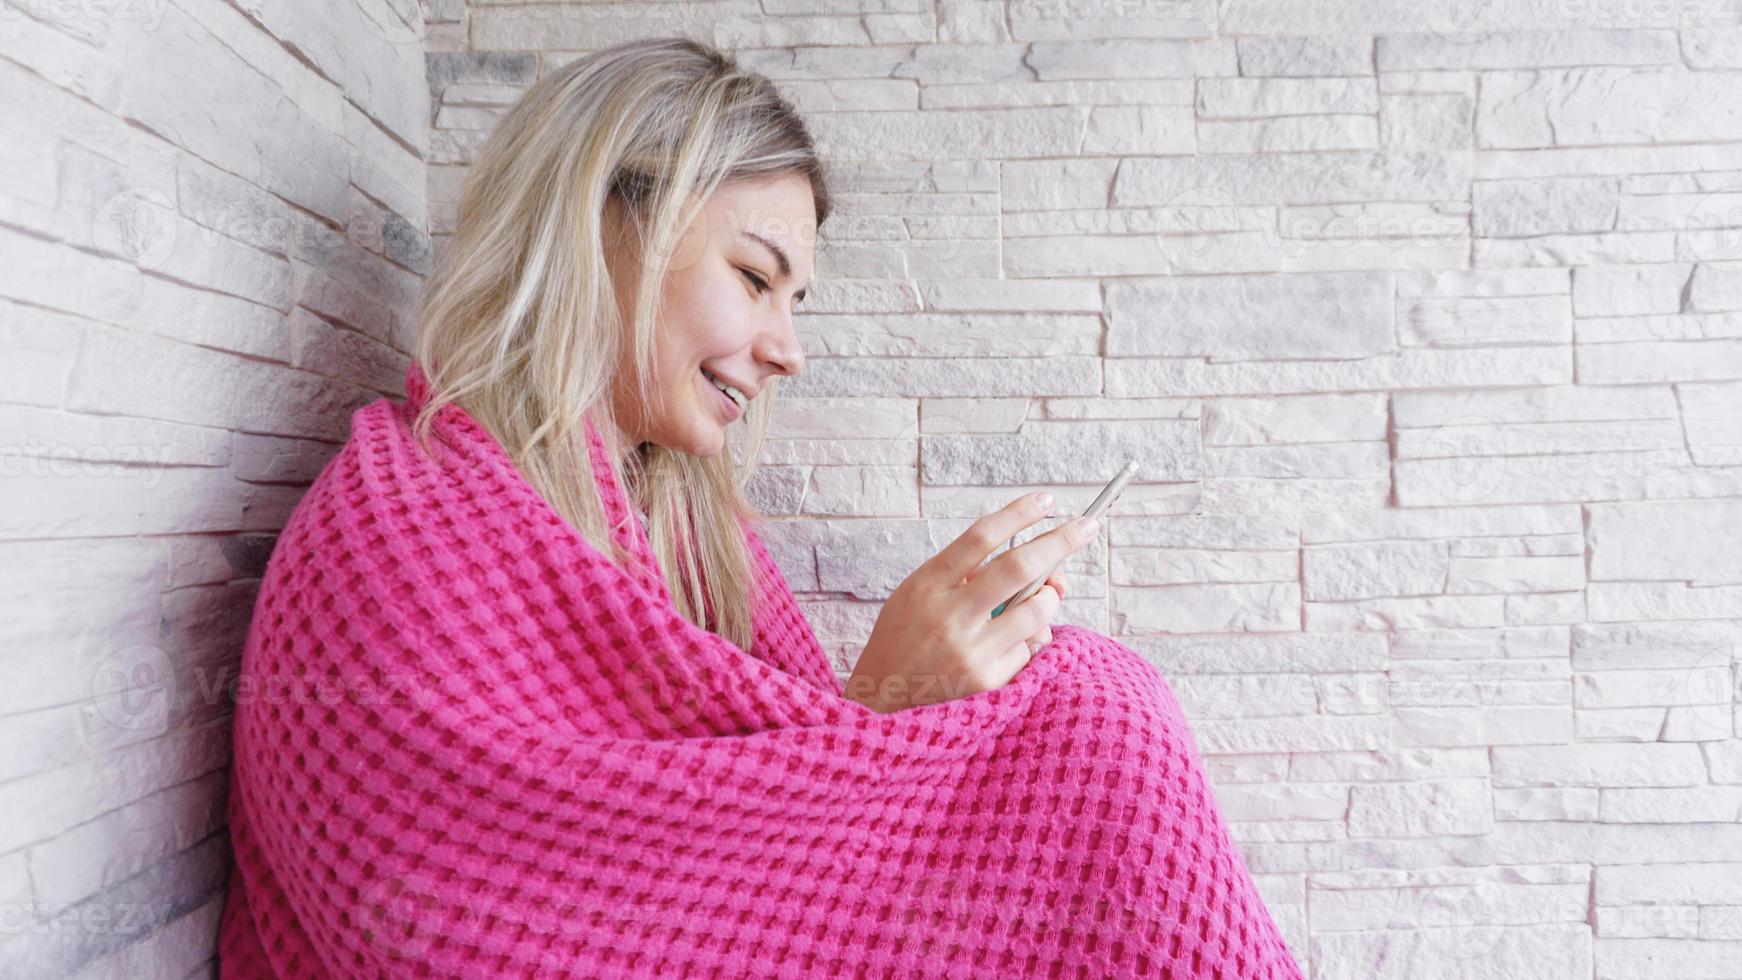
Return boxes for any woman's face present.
[605,173,815,458]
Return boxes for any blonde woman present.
[218,36,1302,979]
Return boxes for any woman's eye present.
[740,269,770,294]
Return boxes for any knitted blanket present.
[217,360,1303,979]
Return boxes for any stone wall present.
[0,0,428,973]
[5,0,1741,974]
[430,4,1742,977]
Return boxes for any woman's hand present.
[843,492,1099,714]
[965,543,1068,655]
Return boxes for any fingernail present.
[1076,517,1099,540]
[1033,491,1054,511]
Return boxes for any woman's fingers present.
[984,582,1061,654]
[965,554,1069,593]
[967,516,1095,616]
[925,493,1053,585]
[991,632,1039,678]
[1022,573,1065,652]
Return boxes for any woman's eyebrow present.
[737,230,790,277]
[738,230,810,303]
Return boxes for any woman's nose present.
[758,312,805,377]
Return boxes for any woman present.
[218,36,1302,978]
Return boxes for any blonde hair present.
[410,36,833,650]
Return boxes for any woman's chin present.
[674,421,727,458]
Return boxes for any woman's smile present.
[700,366,744,422]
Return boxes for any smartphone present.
[990,459,1139,619]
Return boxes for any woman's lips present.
[703,370,742,422]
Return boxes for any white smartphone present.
[990,459,1139,619]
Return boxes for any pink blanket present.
[217,359,1303,978]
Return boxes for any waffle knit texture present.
[217,359,1304,979]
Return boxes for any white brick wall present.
[9,0,1742,975]
[430,5,1742,978]
[0,0,429,974]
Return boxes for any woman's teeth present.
[702,368,747,411]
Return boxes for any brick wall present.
[7,0,1742,975]
[432,4,1742,977]
[0,0,428,974]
